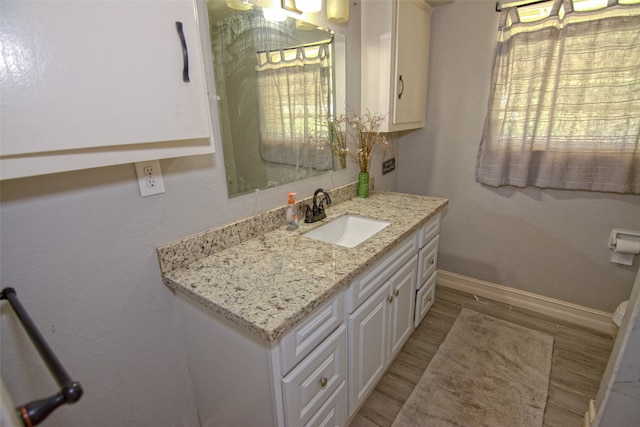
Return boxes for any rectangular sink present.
[303,215,391,248]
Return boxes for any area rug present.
[392,308,554,427]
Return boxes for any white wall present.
[0,4,361,427]
[397,0,640,312]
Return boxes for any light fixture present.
[226,0,252,11]
[282,0,350,23]
[263,7,288,21]
[296,0,322,13]
[282,0,302,14]
[327,0,349,23]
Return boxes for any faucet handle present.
[325,192,332,206]
[300,203,312,222]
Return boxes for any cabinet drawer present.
[415,271,436,327]
[280,292,344,374]
[282,325,347,427]
[305,381,346,427]
[347,232,418,313]
[417,235,439,289]
[419,213,441,248]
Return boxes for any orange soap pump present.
[286,192,299,230]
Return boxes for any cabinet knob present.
[429,258,435,264]
[394,289,400,297]
[428,296,432,302]
[388,295,394,303]
[319,377,328,387]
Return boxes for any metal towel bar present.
[496,0,551,12]
[1,287,83,426]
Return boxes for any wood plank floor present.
[349,285,615,427]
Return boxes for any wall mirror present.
[206,0,346,198]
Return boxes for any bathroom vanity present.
[158,186,447,426]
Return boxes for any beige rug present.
[392,309,554,427]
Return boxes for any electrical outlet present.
[134,160,165,197]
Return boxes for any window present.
[476,0,640,193]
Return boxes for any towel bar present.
[1,288,83,426]
[496,0,550,12]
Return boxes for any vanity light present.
[225,0,252,11]
[263,7,288,21]
[296,0,322,13]
[282,0,349,22]
[327,0,349,23]
[282,0,302,14]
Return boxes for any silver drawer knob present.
[319,377,328,387]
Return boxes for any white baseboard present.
[436,270,616,336]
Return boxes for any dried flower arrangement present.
[325,110,390,173]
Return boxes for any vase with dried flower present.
[326,110,389,198]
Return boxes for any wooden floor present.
[349,285,615,427]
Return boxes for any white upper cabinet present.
[0,0,213,180]
[361,0,432,132]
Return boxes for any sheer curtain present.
[256,42,333,170]
[476,0,640,194]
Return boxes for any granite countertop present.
[159,190,447,342]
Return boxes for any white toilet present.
[612,300,628,327]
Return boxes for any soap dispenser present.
[286,192,299,230]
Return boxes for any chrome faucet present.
[305,189,332,223]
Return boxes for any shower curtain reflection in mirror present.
[206,2,342,198]
[256,41,333,171]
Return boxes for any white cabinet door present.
[347,280,391,415]
[389,256,418,359]
[392,0,431,127]
[361,0,431,132]
[0,0,212,179]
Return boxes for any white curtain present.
[256,42,333,170]
[476,0,640,194]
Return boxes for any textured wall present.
[397,0,640,312]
